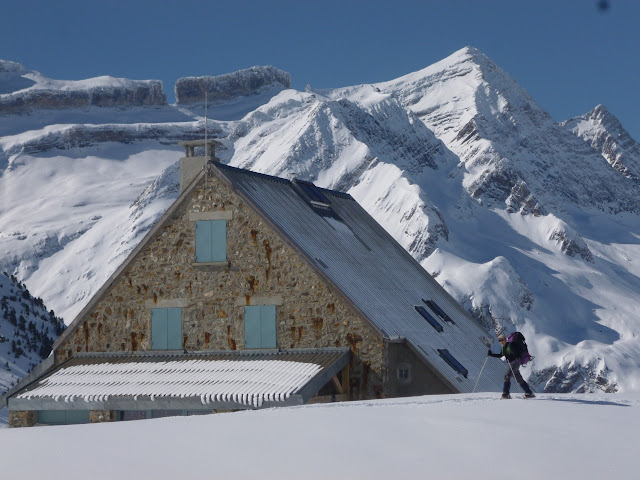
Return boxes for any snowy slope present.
[1,50,640,395]
[0,273,64,395]
[228,89,456,258]
[1,393,639,480]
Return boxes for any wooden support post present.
[331,375,344,394]
[330,365,351,397]
[342,363,350,395]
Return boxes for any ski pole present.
[506,359,524,393]
[472,356,489,393]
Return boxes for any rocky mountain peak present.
[562,105,640,180]
[584,104,624,131]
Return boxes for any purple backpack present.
[507,332,532,365]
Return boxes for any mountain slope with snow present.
[1,50,640,394]
[0,273,64,395]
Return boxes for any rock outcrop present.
[175,65,291,104]
[0,83,166,113]
[0,60,166,113]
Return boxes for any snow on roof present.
[15,350,348,408]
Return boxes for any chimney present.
[178,139,221,192]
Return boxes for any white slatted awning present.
[9,349,350,411]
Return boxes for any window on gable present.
[244,305,277,349]
[437,349,468,378]
[415,305,443,332]
[423,299,455,324]
[397,363,412,383]
[151,308,182,350]
[195,220,227,263]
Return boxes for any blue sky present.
[2,0,639,139]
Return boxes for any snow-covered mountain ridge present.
[351,47,640,216]
[1,47,640,394]
[0,60,166,112]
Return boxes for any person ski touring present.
[488,333,535,399]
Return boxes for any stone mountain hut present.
[3,140,503,427]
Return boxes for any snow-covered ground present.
[0,392,637,479]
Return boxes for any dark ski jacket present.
[488,342,521,362]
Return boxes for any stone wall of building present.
[9,410,36,428]
[55,170,385,399]
[90,410,116,423]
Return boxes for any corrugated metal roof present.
[13,349,349,409]
[216,163,505,392]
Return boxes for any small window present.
[196,220,227,263]
[437,349,468,378]
[294,179,331,206]
[423,299,455,324]
[415,306,444,332]
[119,411,148,422]
[151,308,182,350]
[397,362,412,383]
[244,305,277,349]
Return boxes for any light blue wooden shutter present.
[152,308,182,350]
[38,410,66,425]
[244,306,262,349]
[196,220,226,263]
[260,305,277,348]
[65,410,90,424]
[166,308,182,350]
[211,220,226,262]
[244,306,276,349]
[151,308,168,350]
[37,410,89,425]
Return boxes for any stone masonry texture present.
[90,410,116,423]
[9,410,36,428]
[55,169,385,400]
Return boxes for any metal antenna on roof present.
[204,91,208,158]
[204,90,208,187]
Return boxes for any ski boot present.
[524,392,536,399]
[501,393,511,399]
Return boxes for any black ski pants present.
[503,360,532,394]
[504,360,525,384]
